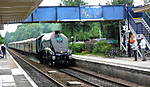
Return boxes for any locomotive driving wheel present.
[46,54,55,67]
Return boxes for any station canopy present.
[133,4,150,12]
[0,0,42,24]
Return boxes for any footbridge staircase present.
[127,9,150,50]
[120,7,150,57]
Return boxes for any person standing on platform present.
[139,37,147,61]
[130,35,138,61]
[1,45,6,58]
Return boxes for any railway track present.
[59,68,127,87]
[8,49,145,87]
[8,49,65,87]
[8,49,93,87]
[59,67,146,87]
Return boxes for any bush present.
[84,40,97,52]
[69,43,85,53]
[93,40,113,53]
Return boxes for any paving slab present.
[0,51,38,87]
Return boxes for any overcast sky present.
[0,0,144,37]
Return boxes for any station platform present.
[72,55,150,86]
[73,55,150,72]
[0,51,37,87]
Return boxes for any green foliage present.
[93,40,113,53]
[84,40,97,52]
[100,21,119,40]
[69,40,113,56]
[69,43,85,53]
[61,0,101,41]
[0,35,4,44]
[5,23,61,44]
[62,22,101,42]
[61,0,87,6]
[112,0,133,6]
[5,32,14,44]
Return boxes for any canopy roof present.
[0,0,42,24]
[133,4,150,13]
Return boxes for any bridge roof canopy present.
[0,0,42,24]
[133,4,150,12]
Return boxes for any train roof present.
[41,32,64,41]
[9,38,36,44]
[41,32,54,41]
[8,31,64,44]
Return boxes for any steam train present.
[8,31,72,66]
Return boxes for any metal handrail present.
[141,18,150,33]
[127,21,142,57]
[128,11,150,50]
[121,43,127,52]
[142,12,150,27]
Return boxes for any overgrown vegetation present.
[69,40,113,57]
[69,43,85,53]
[93,40,113,53]
[112,0,133,6]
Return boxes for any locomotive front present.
[40,31,72,66]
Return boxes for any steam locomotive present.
[8,31,72,66]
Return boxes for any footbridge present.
[24,5,125,23]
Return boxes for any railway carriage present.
[8,31,72,66]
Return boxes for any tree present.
[112,0,133,6]
[61,0,101,41]
[0,35,4,44]
[4,23,61,44]
[61,0,87,6]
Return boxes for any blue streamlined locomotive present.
[8,31,72,66]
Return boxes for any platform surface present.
[73,55,150,72]
[0,51,37,87]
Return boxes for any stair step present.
[133,18,143,23]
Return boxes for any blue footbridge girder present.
[23,5,126,23]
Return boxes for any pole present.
[126,6,131,57]
[119,21,122,50]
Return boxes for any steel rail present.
[8,49,65,87]
[59,67,145,87]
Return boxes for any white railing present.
[128,12,150,50]
[128,23,143,57]
[141,18,150,33]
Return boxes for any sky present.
[0,0,145,37]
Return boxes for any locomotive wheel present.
[48,61,55,67]
[41,51,49,64]
[52,61,55,66]
[39,58,44,64]
[38,53,44,64]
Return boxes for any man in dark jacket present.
[1,45,6,58]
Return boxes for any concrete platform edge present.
[73,55,150,86]
[7,51,38,87]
